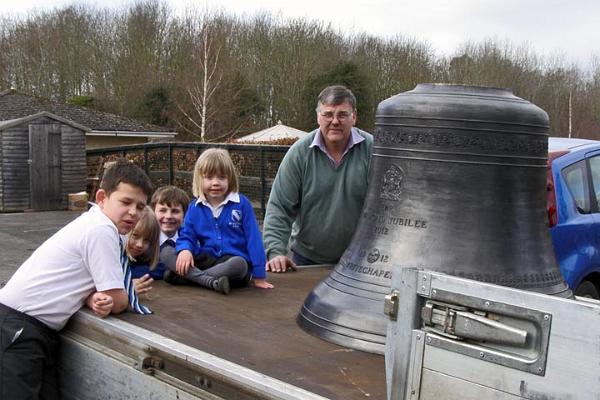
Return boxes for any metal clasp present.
[421,300,527,346]
[384,290,400,320]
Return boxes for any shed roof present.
[235,121,308,143]
[0,111,91,131]
[0,89,176,138]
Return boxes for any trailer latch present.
[421,300,528,346]
[135,356,165,375]
[384,290,400,320]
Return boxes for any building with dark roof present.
[0,89,176,211]
[0,89,177,149]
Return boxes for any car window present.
[589,155,600,207]
[562,160,590,214]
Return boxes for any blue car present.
[547,137,600,298]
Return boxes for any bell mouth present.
[297,278,387,354]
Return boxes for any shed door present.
[29,123,62,210]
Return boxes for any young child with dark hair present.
[0,158,152,399]
[167,148,273,294]
[130,186,190,280]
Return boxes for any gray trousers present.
[167,253,250,287]
[160,244,177,272]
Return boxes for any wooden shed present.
[0,111,88,211]
[0,89,177,150]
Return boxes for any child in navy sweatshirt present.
[166,148,273,294]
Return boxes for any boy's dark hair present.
[99,158,153,197]
[151,185,191,213]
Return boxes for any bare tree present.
[176,24,223,141]
[1,1,600,140]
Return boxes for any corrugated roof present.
[0,89,176,136]
[235,121,308,142]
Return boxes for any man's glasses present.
[318,111,353,122]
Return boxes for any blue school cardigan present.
[130,262,166,280]
[176,194,267,279]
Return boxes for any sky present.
[1,0,598,70]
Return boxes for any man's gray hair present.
[317,85,356,111]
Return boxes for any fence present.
[86,142,290,220]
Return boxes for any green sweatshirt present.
[263,128,373,264]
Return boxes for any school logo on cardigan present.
[229,210,242,228]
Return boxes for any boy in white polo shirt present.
[0,158,152,400]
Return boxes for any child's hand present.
[176,250,194,276]
[251,278,274,289]
[87,292,114,318]
[134,274,153,295]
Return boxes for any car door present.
[583,150,600,276]
[552,155,597,289]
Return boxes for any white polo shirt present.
[0,205,125,330]
[197,192,240,217]
[159,231,178,246]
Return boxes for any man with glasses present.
[263,85,373,272]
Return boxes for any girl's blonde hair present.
[126,206,160,268]
[192,148,239,200]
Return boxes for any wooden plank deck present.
[117,268,386,400]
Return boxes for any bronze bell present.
[297,84,572,355]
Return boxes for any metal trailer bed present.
[60,268,385,399]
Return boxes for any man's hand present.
[265,255,297,273]
[176,250,194,276]
[86,292,114,318]
[133,274,153,295]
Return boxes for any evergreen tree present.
[136,87,170,125]
[302,61,374,131]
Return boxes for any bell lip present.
[528,283,573,299]
[296,279,387,355]
[296,310,386,355]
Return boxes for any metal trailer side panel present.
[59,335,208,400]
[419,369,524,400]
[386,269,600,400]
[59,311,330,400]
